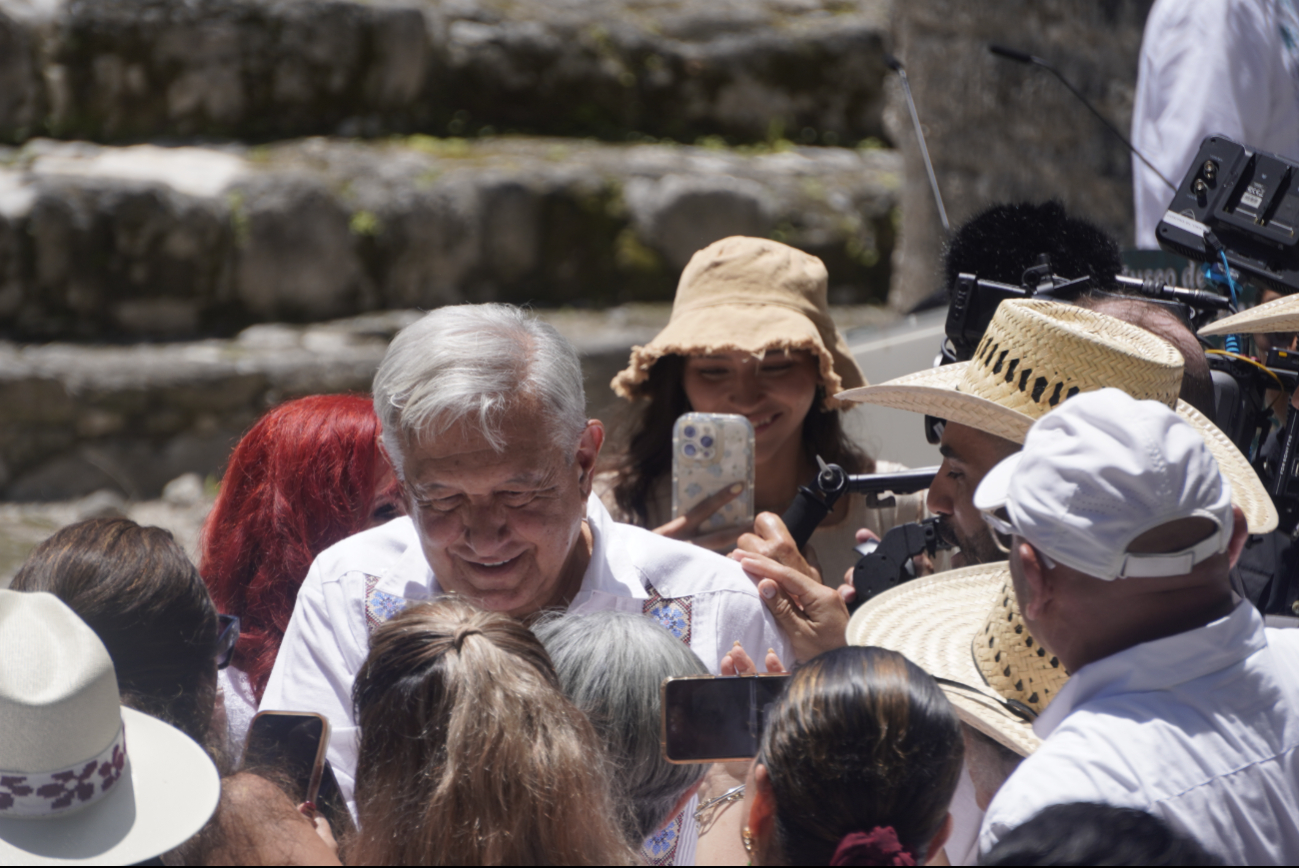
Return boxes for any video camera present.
[781,136,1299,602]
[945,136,1299,533]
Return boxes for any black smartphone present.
[243,711,330,805]
[661,675,790,763]
[315,759,354,841]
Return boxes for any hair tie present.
[452,628,482,651]
[830,827,916,867]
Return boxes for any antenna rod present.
[886,55,950,233]
[988,43,1177,192]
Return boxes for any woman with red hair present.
[201,394,404,754]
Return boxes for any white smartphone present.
[671,412,755,533]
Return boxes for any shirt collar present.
[1033,599,1267,738]
[571,493,650,606]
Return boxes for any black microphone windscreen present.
[989,44,1034,64]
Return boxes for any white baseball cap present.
[973,388,1235,580]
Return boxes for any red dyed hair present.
[201,394,392,700]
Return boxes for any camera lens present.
[684,443,697,456]
[701,435,714,447]
[684,426,696,438]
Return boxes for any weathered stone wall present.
[0,137,900,339]
[0,0,891,146]
[886,0,1154,311]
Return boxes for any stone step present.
[0,0,891,146]
[0,303,897,501]
[0,135,901,340]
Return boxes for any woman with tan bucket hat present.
[600,236,929,586]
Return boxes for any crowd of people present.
[4,196,1299,866]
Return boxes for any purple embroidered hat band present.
[0,723,127,818]
[0,590,220,866]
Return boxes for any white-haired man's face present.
[397,400,604,618]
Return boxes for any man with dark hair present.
[981,803,1223,866]
[1074,292,1217,417]
[942,200,1123,303]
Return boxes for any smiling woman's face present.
[682,349,820,468]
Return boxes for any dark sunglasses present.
[216,614,240,670]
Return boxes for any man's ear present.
[575,420,605,494]
[376,432,411,505]
[1226,505,1249,569]
[1016,539,1051,621]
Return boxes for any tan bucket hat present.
[1199,292,1299,336]
[611,236,867,410]
[837,300,1278,533]
[0,590,220,866]
[847,563,1058,757]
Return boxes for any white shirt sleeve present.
[1133,0,1294,247]
[259,563,370,809]
[700,586,794,674]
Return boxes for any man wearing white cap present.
[974,388,1299,863]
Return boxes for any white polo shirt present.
[261,495,791,824]
[980,600,1299,864]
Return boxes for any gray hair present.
[372,304,587,472]
[532,611,708,842]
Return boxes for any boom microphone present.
[885,55,950,232]
[988,43,1177,192]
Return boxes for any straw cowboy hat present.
[611,236,867,409]
[837,299,1278,534]
[847,563,1053,757]
[0,590,220,866]
[1198,291,1299,337]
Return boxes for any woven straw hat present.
[0,590,220,865]
[611,236,867,410]
[1199,292,1299,336]
[837,300,1277,533]
[846,563,1052,757]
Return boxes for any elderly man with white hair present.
[261,304,791,815]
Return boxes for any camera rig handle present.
[849,517,953,611]
[781,458,940,550]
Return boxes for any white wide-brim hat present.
[0,708,220,866]
[0,590,220,866]
[837,300,1278,534]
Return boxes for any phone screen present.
[243,712,329,804]
[662,675,789,763]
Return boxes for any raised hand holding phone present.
[661,674,790,763]
[243,711,331,807]
[658,413,755,551]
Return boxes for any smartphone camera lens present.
[684,443,697,457]
[700,435,714,448]
[684,425,697,438]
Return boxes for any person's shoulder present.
[983,732,1130,835]
[600,519,758,600]
[309,516,420,584]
